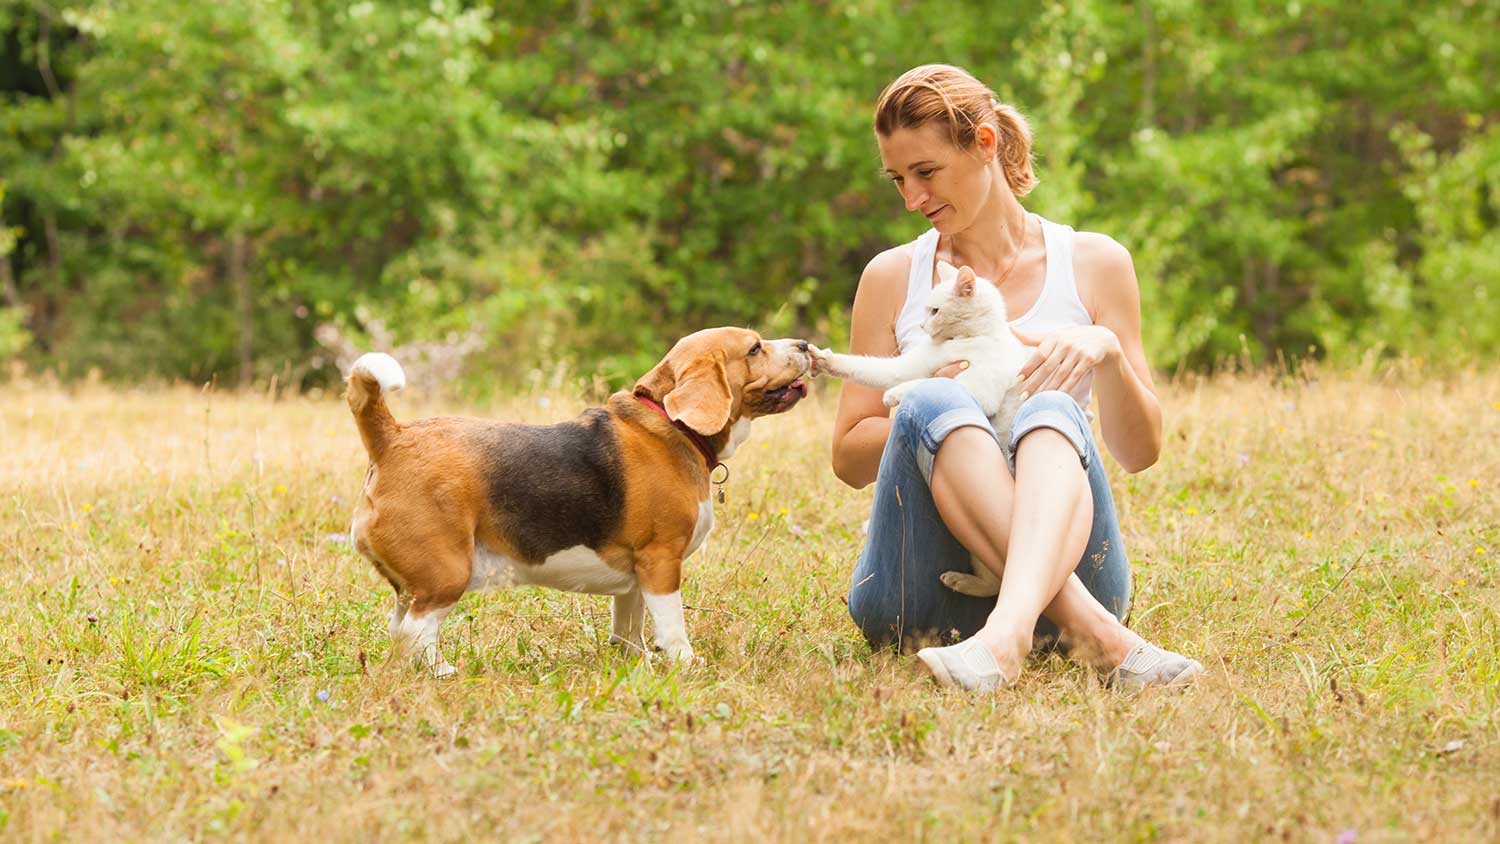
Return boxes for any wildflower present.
[325,533,349,545]
[109,577,118,585]
[778,507,788,516]
[1185,508,1198,515]
[87,613,98,624]
[1304,531,1313,538]
[315,690,331,703]
[275,485,287,494]
[1456,579,1465,587]
[1336,830,1357,844]
[747,512,759,521]
[1236,453,1250,464]
[1468,480,1478,487]
[1477,547,1488,555]
[789,525,807,537]
[82,504,93,511]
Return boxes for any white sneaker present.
[915,637,1013,693]
[1106,642,1203,690]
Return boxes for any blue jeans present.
[846,380,1132,651]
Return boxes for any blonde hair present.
[874,64,1038,198]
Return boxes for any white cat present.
[811,262,1029,597]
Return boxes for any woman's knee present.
[888,378,988,447]
[1010,390,1092,468]
[893,378,980,425]
[846,576,898,649]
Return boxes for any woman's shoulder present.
[859,242,916,290]
[851,242,916,311]
[847,242,919,343]
[1068,229,1139,314]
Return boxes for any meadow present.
[1,366,1497,842]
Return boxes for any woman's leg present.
[918,391,1199,690]
[929,391,1134,677]
[849,383,1132,654]
[846,379,998,650]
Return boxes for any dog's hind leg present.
[387,545,470,678]
[610,585,647,656]
[388,589,412,643]
[397,593,461,678]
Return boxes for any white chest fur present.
[468,544,637,596]
[685,497,714,559]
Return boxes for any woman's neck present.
[945,178,1029,279]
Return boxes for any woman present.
[831,64,1202,692]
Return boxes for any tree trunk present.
[1139,1,1157,129]
[230,233,252,387]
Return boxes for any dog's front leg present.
[610,585,647,656]
[636,544,699,664]
[643,589,696,663]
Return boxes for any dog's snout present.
[796,340,809,353]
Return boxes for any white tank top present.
[893,213,1095,411]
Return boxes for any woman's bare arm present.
[830,247,912,489]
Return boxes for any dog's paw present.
[610,633,649,659]
[429,661,458,679]
[940,571,1000,598]
[655,642,702,667]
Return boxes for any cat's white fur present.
[812,262,1029,597]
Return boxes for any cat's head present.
[922,261,1009,341]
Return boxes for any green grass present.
[1,366,1498,842]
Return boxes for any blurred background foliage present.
[1,0,1497,391]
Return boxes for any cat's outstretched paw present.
[807,345,834,378]
[882,388,906,409]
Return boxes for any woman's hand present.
[1013,325,1121,396]
[934,360,969,379]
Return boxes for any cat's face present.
[921,263,1009,341]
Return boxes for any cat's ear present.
[936,260,959,285]
[956,266,977,297]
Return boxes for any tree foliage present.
[2,1,1497,387]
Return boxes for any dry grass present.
[1,366,1498,842]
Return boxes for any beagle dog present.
[345,328,814,676]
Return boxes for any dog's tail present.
[346,353,406,460]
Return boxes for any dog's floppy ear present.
[635,354,733,436]
[662,358,732,436]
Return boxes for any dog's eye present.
[748,342,762,356]
[927,307,939,316]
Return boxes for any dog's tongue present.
[789,379,807,397]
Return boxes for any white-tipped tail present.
[352,353,406,393]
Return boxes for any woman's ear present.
[974,122,1000,163]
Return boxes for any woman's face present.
[877,122,999,234]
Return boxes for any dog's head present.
[634,328,813,436]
